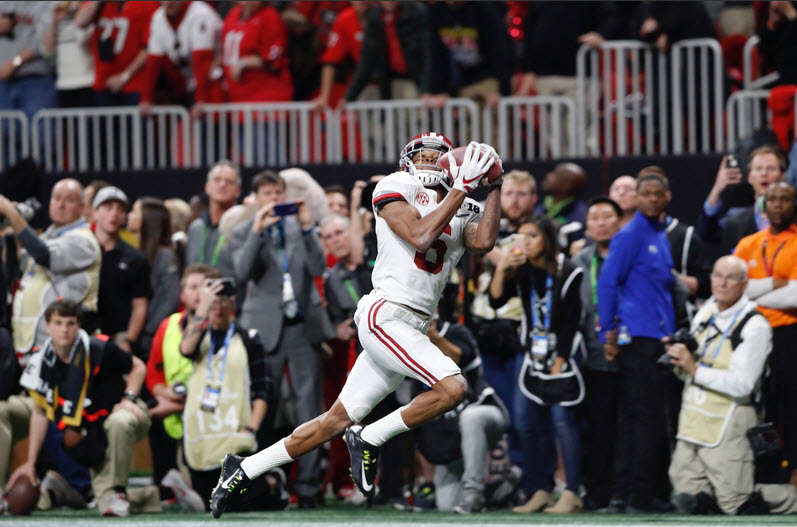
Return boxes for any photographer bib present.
[677,302,758,447]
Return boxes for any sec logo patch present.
[416,192,429,206]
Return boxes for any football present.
[7,476,40,516]
[439,144,503,185]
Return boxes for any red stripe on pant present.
[368,299,438,385]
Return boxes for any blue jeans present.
[481,352,524,469]
[0,76,57,167]
[512,351,582,494]
[43,422,93,500]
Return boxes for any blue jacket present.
[598,211,675,341]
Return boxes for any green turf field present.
[5,500,797,526]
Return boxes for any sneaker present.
[599,498,627,514]
[453,489,485,514]
[210,454,251,519]
[344,425,379,499]
[101,491,130,517]
[41,470,87,510]
[161,469,205,512]
[409,483,436,511]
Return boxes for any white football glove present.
[449,141,495,194]
[478,143,503,186]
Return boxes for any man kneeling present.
[666,255,797,514]
[8,300,160,517]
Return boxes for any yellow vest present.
[183,327,255,471]
[161,313,193,440]
[677,305,753,447]
[13,225,100,352]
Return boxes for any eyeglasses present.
[710,272,746,283]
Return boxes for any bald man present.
[609,175,638,227]
[0,179,101,360]
[666,255,797,515]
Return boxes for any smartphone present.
[212,277,236,296]
[727,154,739,169]
[273,202,299,217]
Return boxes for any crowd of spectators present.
[2,0,797,520]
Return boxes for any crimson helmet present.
[399,132,454,188]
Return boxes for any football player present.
[209,133,503,515]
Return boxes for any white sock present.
[240,438,293,479]
[360,406,410,446]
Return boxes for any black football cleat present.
[344,425,379,501]
[210,454,250,518]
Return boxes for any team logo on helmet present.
[399,132,454,188]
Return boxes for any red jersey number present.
[414,239,448,275]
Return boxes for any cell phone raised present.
[273,202,299,217]
[211,277,236,296]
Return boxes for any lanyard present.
[50,220,88,239]
[199,224,225,267]
[205,324,235,385]
[530,275,553,331]
[761,240,785,277]
[343,279,360,304]
[698,304,746,365]
[590,253,599,307]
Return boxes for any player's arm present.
[464,185,501,254]
[7,406,48,487]
[380,193,466,252]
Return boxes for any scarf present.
[20,329,97,428]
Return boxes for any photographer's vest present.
[183,326,255,471]
[13,223,100,353]
[677,304,761,447]
[161,313,193,440]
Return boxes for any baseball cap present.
[92,186,129,209]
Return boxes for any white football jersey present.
[370,172,482,316]
[148,1,221,87]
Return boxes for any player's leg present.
[210,349,402,517]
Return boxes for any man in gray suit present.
[228,170,333,508]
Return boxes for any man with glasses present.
[732,181,797,486]
[666,255,797,514]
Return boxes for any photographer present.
[178,277,283,510]
[666,255,797,514]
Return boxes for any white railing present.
[726,89,770,150]
[577,38,724,156]
[339,98,480,163]
[193,103,336,167]
[670,38,725,153]
[31,106,190,172]
[743,36,779,89]
[577,40,661,156]
[0,110,29,172]
[491,96,577,161]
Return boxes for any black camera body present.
[657,327,698,367]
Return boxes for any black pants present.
[769,324,797,468]
[148,417,179,499]
[583,368,629,506]
[617,338,671,507]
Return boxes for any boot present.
[544,490,583,514]
[512,490,553,513]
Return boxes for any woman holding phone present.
[489,215,584,514]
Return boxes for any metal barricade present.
[0,110,29,171]
[743,36,779,89]
[670,38,725,154]
[577,38,724,156]
[31,106,190,172]
[726,89,770,151]
[194,103,336,167]
[490,96,576,161]
[339,98,479,163]
[577,40,663,157]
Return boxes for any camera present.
[0,197,41,230]
[211,277,236,296]
[657,327,698,367]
